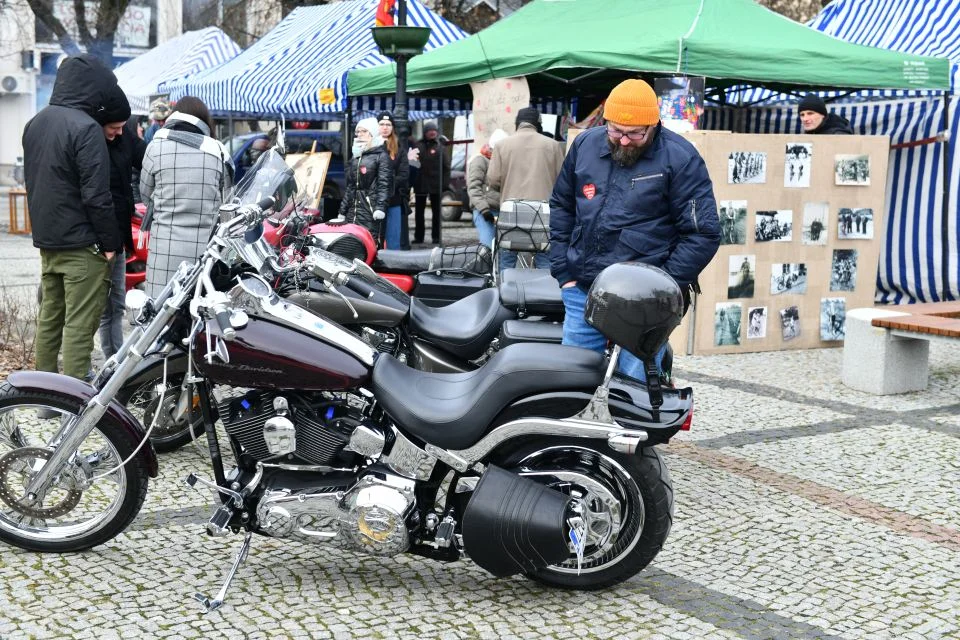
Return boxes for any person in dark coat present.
[22,54,122,381]
[94,84,146,359]
[339,117,391,240]
[413,121,450,244]
[376,111,409,250]
[798,93,854,135]
[549,79,721,383]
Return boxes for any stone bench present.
[842,302,960,394]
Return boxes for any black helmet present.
[585,262,684,362]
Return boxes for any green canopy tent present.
[348,0,951,101]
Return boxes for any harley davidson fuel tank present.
[285,277,409,327]
[193,314,371,391]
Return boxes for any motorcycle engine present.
[219,390,367,465]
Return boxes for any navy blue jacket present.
[548,125,720,290]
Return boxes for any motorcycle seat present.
[373,248,436,275]
[408,288,515,360]
[499,267,552,284]
[498,275,564,318]
[372,343,605,450]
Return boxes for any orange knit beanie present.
[604,79,660,126]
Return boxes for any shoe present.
[35,408,60,419]
[413,238,424,244]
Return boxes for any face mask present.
[352,141,366,157]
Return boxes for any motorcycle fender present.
[7,371,159,478]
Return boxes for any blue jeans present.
[472,209,496,247]
[560,284,665,383]
[499,249,550,274]
[385,205,402,250]
[98,248,126,360]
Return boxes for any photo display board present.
[671,132,889,356]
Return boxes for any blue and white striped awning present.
[161,0,469,120]
[707,0,960,304]
[114,27,241,115]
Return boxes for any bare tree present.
[757,0,832,24]
[22,0,131,63]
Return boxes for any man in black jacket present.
[22,54,122,380]
[798,93,854,135]
[413,121,450,245]
[95,84,145,359]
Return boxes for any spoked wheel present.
[506,441,673,590]
[0,392,149,552]
[117,374,204,453]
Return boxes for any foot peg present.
[194,531,252,614]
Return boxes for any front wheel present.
[500,440,673,590]
[0,390,149,552]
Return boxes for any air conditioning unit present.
[0,74,30,95]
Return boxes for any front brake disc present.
[0,447,83,519]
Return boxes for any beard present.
[607,137,649,167]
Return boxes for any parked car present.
[224,130,346,220]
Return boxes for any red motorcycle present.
[126,203,150,291]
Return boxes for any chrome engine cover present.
[255,472,415,556]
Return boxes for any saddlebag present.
[498,319,563,348]
[413,271,489,307]
[462,465,571,577]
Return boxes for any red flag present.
[375,0,396,26]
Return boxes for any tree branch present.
[24,0,81,54]
[97,0,129,38]
[73,0,91,45]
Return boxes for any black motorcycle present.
[0,181,692,610]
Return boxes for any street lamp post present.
[370,5,431,143]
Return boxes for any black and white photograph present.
[821,297,846,341]
[728,254,756,299]
[728,151,767,184]
[771,263,807,295]
[715,302,742,346]
[755,210,793,242]
[802,202,829,245]
[830,249,858,291]
[837,207,874,239]
[779,306,801,341]
[835,154,871,186]
[784,143,812,188]
[718,200,748,245]
[747,306,768,339]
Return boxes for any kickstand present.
[194,531,252,613]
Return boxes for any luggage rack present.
[494,199,550,282]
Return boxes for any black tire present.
[441,190,463,222]
[0,387,150,552]
[116,374,204,453]
[495,439,673,590]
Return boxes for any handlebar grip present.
[215,308,237,341]
[343,275,377,300]
[257,196,276,212]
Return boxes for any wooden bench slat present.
[896,301,960,318]
[872,314,960,338]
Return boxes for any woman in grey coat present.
[140,96,232,298]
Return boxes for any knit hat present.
[377,110,395,126]
[604,79,660,126]
[355,117,379,136]
[798,93,828,116]
[149,99,172,121]
[95,84,131,125]
[488,128,508,148]
[515,106,541,127]
[423,120,438,133]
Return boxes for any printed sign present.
[51,1,151,49]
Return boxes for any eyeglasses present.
[606,125,651,141]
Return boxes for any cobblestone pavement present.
[1,203,958,638]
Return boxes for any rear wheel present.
[116,374,204,453]
[500,440,673,590]
[441,190,463,222]
[0,390,149,552]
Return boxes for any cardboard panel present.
[669,132,888,355]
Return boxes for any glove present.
[373,210,386,221]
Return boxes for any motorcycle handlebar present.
[340,274,377,300]
[214,307,236,341]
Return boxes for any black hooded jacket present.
[809,113,854,135]
[106,120,147,253]
[22,54,122,251]
[340,143,391,234]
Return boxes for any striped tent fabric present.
[114,27,241,115]
[162,0,470,120]
[705,0,960,303]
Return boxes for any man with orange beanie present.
[549,78,720,383]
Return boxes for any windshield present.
[228,148,300,213]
